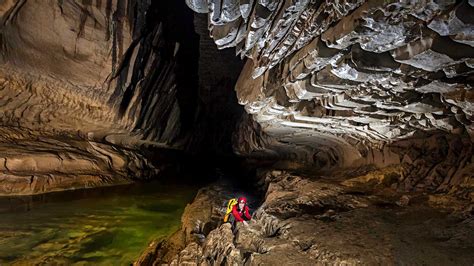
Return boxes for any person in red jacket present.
[228,197,251,233]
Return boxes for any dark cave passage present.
[116,0,245,166]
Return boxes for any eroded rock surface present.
[238,171,473,265]
[134,182,232,265]
[139,170,473,265]
[0,1,204,194]
[188,0,474,194]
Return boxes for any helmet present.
[238,197,247,204]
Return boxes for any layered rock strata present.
[188,0,474,193]
[0,1,200,195]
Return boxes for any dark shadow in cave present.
[156,0,200,136]
[113,1,254,190]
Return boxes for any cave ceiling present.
[187,0,474,168]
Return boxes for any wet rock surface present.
[136,170,474,265]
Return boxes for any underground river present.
[0,182,197,265]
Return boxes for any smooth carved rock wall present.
[0,1,198,195]
[188,0,473,192]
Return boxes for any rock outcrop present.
[138,170,473,265]
[134,182,233,265]
[188,0,473,194]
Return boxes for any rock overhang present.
[187,0,473,174]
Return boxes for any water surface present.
[0,182,196,265]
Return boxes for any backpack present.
[223,198,238,222]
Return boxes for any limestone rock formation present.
[136,170,474,265]
[236,170,473,265]
[0,1,248,195]
[188,0,474,194]
[134,182,231,265]
[0,1,202,195]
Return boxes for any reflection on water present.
[0,182,197,265]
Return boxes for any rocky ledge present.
[135,169,473,265]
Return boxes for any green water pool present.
[0,182,197,265]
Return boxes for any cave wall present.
[187,0,473,194]
[0,0,204,195]
[1,0,472,196]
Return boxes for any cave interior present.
[0,0,473,265]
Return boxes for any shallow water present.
[0,182,197,265]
